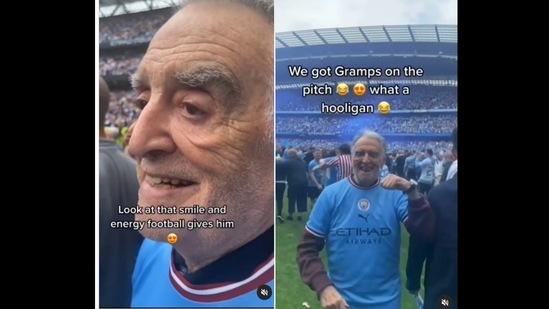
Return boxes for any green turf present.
[275,198,424,309]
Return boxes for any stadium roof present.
[276,25,457,49]
[99,0,178,17]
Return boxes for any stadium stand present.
[99,0,177,150]
[275,25,457,154]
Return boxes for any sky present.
[275,0,457,33]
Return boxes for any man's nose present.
[127,96,177,158]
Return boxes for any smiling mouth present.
[146,175,197,189]
[359,164,374,173]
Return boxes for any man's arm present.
[296,229,333,295]
[404,189,436,242]
[310,171,323,188]
[296,186,340,299]
[384,175,436,242]
[314,157,339,171]
[308,162,323,188]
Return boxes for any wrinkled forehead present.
[144,2,272,86]
[353,136,384,152]
[158,7,261,46]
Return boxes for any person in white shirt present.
[445,129,458,181]
[434,150,455,185]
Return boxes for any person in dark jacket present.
[284,148,309,221]
[276,155,288,223]
[99,77,144,307]
[406,127,458,309]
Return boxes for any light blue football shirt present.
[306,176,408,309]
[132,239,274,308]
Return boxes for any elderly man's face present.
[352,136,385,187]
[127,1,273,268]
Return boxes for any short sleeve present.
[308,160,316,173]
[306,188,334,237]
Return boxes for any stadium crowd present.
[277,85,457,111]
[101,90,140,150]
[104,91,140,128]
[277,139,452,155]
[99,9,172,46]
[100,56,142,76]
[101,89,457,150]
[276,115,456,135]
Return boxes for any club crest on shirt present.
[357,198,370,211]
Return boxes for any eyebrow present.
[130,62,242,108]
[172,62,242,109]
[129,72,147,92]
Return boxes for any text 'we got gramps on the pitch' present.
[287,65,425,116]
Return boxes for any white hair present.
[181,0,274,26]
[351,130,387,156]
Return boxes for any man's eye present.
[134,99,147,110]
[181,103,206,117]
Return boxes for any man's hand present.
[319,286,349,309]
[380,174,411,192]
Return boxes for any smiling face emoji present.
[167,233,178,245]
[353,83,366,96]
[378,101,391,115]
[336,83,349,96]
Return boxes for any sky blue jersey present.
[132,239,274,308]
[306,176,408,309]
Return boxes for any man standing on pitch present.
[297,130,435,309]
